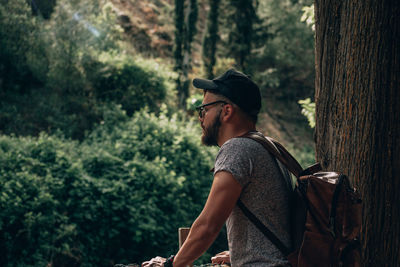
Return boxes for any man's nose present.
[198,114,204,123]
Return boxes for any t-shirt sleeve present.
[213,138,254,187]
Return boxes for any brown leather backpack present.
[239,132,362,267]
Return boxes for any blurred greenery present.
[253,0,315,101]
[0,0,170,139]
[0,108,224,266]
[298,98,315,128]
[298,4,316,129]
[0,0,316,265]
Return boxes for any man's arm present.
[172,171,242,267]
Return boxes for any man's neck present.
[217,126,257,147]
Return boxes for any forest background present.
[0,0,317,266]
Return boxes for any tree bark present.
[174,0,198,110]
[202,0,220,79]
[314,1,399,266]
[226,0,257,72]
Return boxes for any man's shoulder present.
[222,135,262,150]
[216,136,262,163]
[218,135,275,163]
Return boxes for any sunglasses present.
[195,100,228,118]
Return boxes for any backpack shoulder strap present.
[237,132,323,256]
[237,132,297,256]
[237,198,291,256]
[241,132,303,178]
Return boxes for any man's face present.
[199,92,224,147]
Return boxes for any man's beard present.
[201,110,222,147]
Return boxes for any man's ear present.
[221,104,234,122]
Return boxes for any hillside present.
[110,0,175,57]
[110,0,315,162]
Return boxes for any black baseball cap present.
[193,69,261,117]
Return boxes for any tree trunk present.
[202,0,220,79]
[226,0,257,72]
[314,1,399,266]
[174,0,198,110]
[174,0,185,110]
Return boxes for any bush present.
[287,143,316,168]
[0,109,221,266]
[253,0,315,101]
[87,55,170,116]
[0,0,173,140]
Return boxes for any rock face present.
[111,0,174,57]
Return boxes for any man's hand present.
[211,251,230,265]
[142,256,166,267]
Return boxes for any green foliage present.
[0,1,318,265]
[31,0,57,19]
[45,0,122,91]
[287,143,316,168]
[221,0,258,71]
[213,58,236,76]
[0,0,171,139]
[298,98,315,128]
[254,0,315,100]
[301,4,315,31]
[88,55,169,116]
[187,94,203,111]
[0,109,219,266]
[0,0,50,136]
[0,0,47,91]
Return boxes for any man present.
[142,69,292,267]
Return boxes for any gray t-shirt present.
[214,137,292,267]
